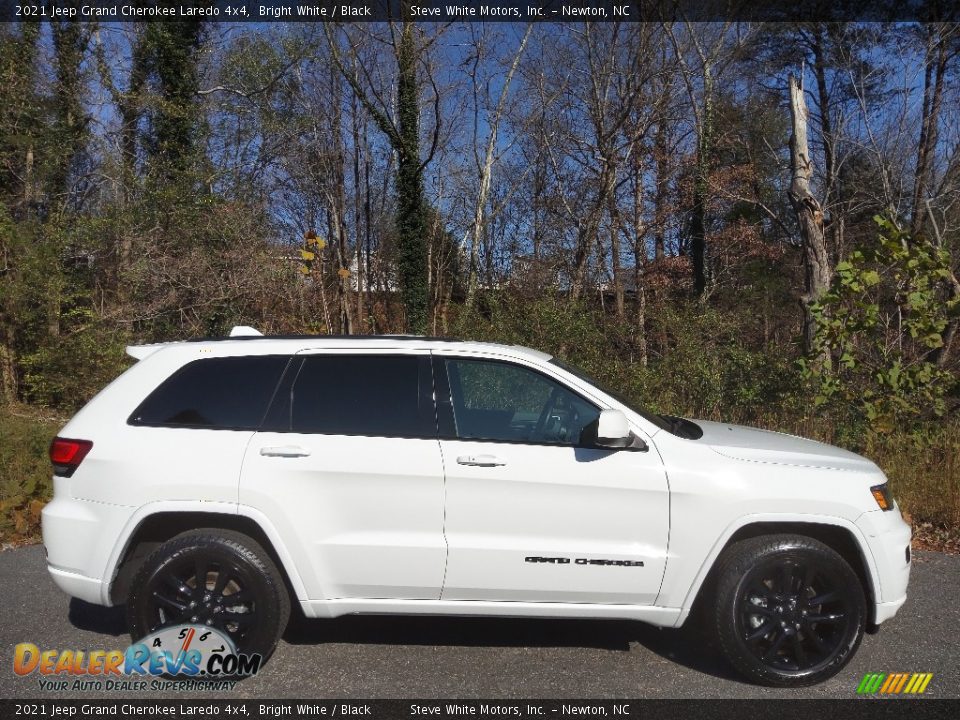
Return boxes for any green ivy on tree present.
[801,216,959,433]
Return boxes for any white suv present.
[42,328,911,686]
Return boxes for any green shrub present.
[803,217,957,434]
[452,295,802,425]
[0,407,59,542]
[21,320,131,412]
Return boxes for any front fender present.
[667,512,879,627]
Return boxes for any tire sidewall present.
[715,537,866,687]
[127,532,289,662]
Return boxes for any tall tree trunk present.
[0,339,15,405]
[49,13,90,212]
[114,30,147,291]
[351,93,365,332]
[600,131,625,319]
[632,150,648,366]
[571,158,617,302]
[690,69,713,297]
[911,23,949,239]
[328,65,353,335]
[609,201,625,319]
[810,27,836,206]
[465,25,530,307]
[788,74,831,359]
[809,25,844,262]
[653,116,668,262]
[394,19,429,333]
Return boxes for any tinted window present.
[549,357,671,432]
[442,358,599,445]
[130,356,289,429]
[288,355,434,438]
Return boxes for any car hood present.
[694,419,879,472]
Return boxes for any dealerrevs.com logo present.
[14,625,261,692]
[856,672,934,696]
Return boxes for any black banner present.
[1,0,959,23]
[2,700,960,720]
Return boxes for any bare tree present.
[911,22,958,238]
[464,24,532,306]
[788,73,831,358]
[325,10,445,333]
[667,22,750,296]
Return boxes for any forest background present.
[1,8,959,549]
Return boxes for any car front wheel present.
[712,534,866,687]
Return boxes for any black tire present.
[711,534,866,687]
[126,529,290,664]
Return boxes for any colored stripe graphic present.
[857,672,933,695]
[857,673,886,693]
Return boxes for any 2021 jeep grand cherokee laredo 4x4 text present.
[42,328,911,686]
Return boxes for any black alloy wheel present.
[713,534,866,686]
[127,529,290,663]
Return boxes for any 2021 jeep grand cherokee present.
[42,328,911,686]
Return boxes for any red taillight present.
[49,437,93,477]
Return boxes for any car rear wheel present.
[126,529,290,663]
[712,534,866,687]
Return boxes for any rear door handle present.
[456,454,506,467]
[259,446,311,458]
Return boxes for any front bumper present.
[856,505,912,624]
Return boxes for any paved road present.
[0,544,956,700]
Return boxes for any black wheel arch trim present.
[682,520,878,626]
[109,509,305,607]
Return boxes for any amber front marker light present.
[871,484,893,511]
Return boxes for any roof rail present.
[181,333,461,343]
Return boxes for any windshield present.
[548,358,671,432]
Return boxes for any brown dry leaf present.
[28,499,45,525]
[13,510,26,535]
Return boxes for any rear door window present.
[285,354,435,438]
[129,356,290,430]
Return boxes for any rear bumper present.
[856,505,912,625]
[41,480,135,606]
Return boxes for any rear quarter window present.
[129,356,290,430]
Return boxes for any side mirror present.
[594,409,632,449]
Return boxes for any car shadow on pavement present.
[629,621,743,682]
[68,598,127,637]
[282,613,742,682]
[283,614,634,651]
[63,599,742,684]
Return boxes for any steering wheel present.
[533,387,562,441]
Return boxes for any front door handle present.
[456,454,506,467]
[259,446,311,458]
